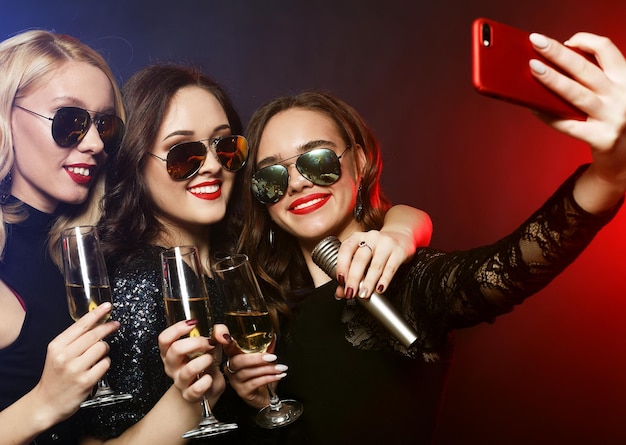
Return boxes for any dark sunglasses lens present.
[215,136,249,171]
[252,165,289,204]
[51,107,90,147]
[167,142,207,180]
[297,149,341,185]
[96,115,125,155]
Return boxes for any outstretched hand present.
[530,32,626,212]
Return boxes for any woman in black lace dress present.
[219,32,626,444]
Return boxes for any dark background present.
[2,1,625,443]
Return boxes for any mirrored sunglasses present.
[150,135,249,180]
[251,146,350,205]
[14,105,124,155]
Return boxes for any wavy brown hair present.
[98,64,243,270]
[238,91,392,318]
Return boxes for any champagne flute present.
[160,245,238,439]
[61,225,133,408]
[212,253,303,429]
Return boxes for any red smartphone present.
[471,17,586,120]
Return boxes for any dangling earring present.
[268,225,275,249]
[0,170,12,205]
[353,182,363,222]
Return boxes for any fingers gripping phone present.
[471,17,587,120]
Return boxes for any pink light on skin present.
[288,193,331,215]
[64,164,95,185]
[187,180,222,200]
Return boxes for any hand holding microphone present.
[311,236,418,348]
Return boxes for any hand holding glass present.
[161,246,238,439]
[61,225,132,408]
[212,254,303,429]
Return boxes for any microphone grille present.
[311,236,341,278]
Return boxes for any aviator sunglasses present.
[251,146,350,204]
[150,135,249,180]
[14,105,124,155]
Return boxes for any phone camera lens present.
[481,23,491,47]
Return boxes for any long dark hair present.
[98,63,243,269]
[239,91,391,318]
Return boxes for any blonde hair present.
[0,30,124,263]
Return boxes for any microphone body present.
[311,236,418,348]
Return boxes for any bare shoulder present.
[0,279,26,349]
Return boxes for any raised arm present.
[529,32,626,212]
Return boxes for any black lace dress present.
[266,166,622,445]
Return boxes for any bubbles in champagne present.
[224,311,273,353]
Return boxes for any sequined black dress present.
[85,244,243,443]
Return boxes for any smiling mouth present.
[66,166,91,177]
[188,184,220,194]
[291,196,325,211]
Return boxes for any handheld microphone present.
[311,236,418,348]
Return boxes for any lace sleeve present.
[344,165,623,359]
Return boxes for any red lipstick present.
[64,164,94,185]
[288,193,330,215]
[188,181,222,201]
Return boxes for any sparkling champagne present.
[224,310,273,353]
[164,297,213,338]
[66,283,112,323]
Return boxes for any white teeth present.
[293,197,324,210]
[189,184,219,194]
[67,167,91,177]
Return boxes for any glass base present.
[80,392,133,408]
[255,399,303,429]
[182,420,238,439]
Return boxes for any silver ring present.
[358,240,372,252]
[225,359,236,374]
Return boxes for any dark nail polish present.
[346,287,354,299]
[208,338,218,346]
[185,319,198,326]
[223,333,232,343]
[377,284,385,293]
[338,274,345,286]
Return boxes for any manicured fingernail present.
[275,364,288,372]
[337,274,345,286]
[529,59,547,74]
[208,338,218,346]
[185,319,198,326]
[262,354,277,362]
[223,333,232,343]
[529,33,549,49]
[377,284,385,293]
[276,373,287,379]
[101,302,112,310]
[346,287,354,299]
[358,287,369,299]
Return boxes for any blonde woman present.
[0,30,218,445]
